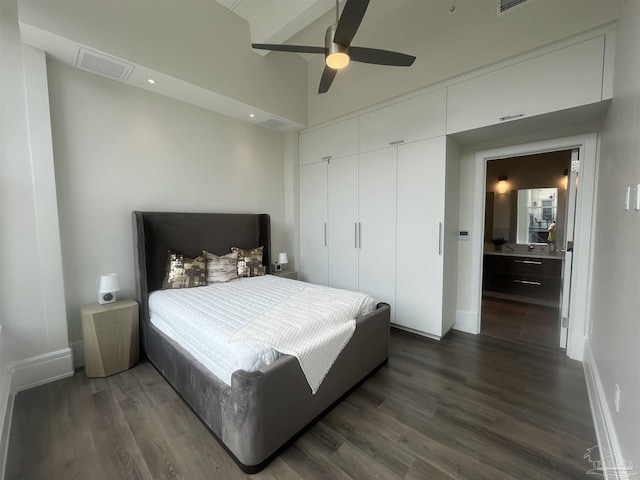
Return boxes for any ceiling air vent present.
[73,47,134,82]
[498,0,529,15]
[260,117,287,129]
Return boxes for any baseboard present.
[583,340,634,480]
[11,348,74,393]
[70,340,84,369]
[390,324,441,341]
[0,366,14,480]
[567,331,586,362]
[452,310,479,334]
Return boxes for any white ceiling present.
[214,0,337,55]
[18,0,330,131]
[17,0,358,130]
[17,0,619,130]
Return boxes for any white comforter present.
[148,275,375,389]
[229,286,371,393]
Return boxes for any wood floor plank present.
[6,330,597,480]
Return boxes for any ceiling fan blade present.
[349,46,416,66]
[333,0,370,47]
[319,66,338,94]
[251,43,326,54]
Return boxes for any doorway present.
[470,134,597,361]
[480,150,572,350]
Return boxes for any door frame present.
[470,133,597,360]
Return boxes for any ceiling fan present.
[251,0,416,93]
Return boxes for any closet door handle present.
[438,222,443,256]
[324,222,327,247]
[355,223,358,248]
[359,223,362,249]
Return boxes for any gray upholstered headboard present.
[132,211,271,350]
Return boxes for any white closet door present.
[327,155,359,291]
[358,148,397,322]
[300,162,328,285]
[396,138,446,335]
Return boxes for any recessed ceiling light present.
[147,78,156,84]
[249,113,255,118]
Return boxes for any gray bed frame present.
[132,211,391,473]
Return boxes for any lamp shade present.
[277,253,289,265]
[99,273,120,293]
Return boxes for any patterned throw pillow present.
[161,251,207,289]
[203,250,238,284]
[231,246,265,277]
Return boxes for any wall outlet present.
[614,384,621,413]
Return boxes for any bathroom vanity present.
[483,248,564,308]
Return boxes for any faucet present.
[528,244,534,251]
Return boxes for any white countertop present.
[484,244,565,260]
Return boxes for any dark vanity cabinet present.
[483,254,562,307]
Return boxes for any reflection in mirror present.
[515,188,558,244]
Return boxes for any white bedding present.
[148,275,375,386]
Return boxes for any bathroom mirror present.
[513,188,558,244]
[488,187,562,245]
[484,150,570,247]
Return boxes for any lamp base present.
[274,263,283,272]
[98,291,117,305]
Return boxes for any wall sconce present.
[497,175,508,194]
[563,169,569,190]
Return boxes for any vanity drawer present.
[483,254,562,306]
[507,256,562,278]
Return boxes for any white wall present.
[588,0,640,467]
[47,60,290,345]
[1,0,73,468]
[297,0,617,125]
[0,1,70,365]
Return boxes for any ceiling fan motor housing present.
[325,25,350,69]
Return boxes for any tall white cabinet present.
[396,137,460,337]
[300,88,458,338]
[358,148,397,323]
[300,161,328,286]
[327,155,359,291]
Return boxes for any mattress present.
[148,275,376,386]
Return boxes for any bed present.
[132,211,391,473]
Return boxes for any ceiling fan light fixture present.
[325,24,350,70]
[326,52,350,69]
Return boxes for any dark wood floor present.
[481,296,561,349]
[6,330,596,480]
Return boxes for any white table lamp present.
[275,253,288,271]
[99,273,120,304]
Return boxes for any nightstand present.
[81,299,139,377]
[272,270,298,280]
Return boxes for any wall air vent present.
[73,47,134,82]
[260,117,287,129]
[497,0,529,15]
